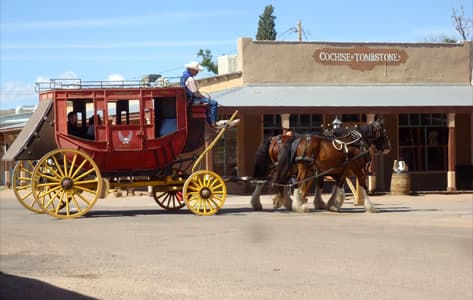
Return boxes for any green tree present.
[424,34,458,43]
[256,5,277,40]
[197,49,218,74]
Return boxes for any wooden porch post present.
[447,113,456,192]
[281,114,290,131]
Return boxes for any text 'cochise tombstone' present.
[313,47,408,71]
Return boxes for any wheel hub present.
[61,177,74,190]
[200,187,211,199]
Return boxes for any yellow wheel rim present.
[32,149,102,219]
[183,170,226,216]
[12,160,44,214]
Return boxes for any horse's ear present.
[376,115,385,125]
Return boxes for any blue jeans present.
[194,97,218,125]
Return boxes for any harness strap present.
[269,149,369,188]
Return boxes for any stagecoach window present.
[398,113,448,171]
[107,99,140,125]
[155,97,177,137]
[66,99,92,138]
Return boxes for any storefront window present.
[263,114,281,140]
[289,114,323,134]
[399,113,448,171]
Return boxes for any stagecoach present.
[2,79,238,218]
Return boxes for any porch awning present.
[212,84,473,113]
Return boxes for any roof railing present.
[35,78,179,92]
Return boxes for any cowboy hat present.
[185,61,203,71]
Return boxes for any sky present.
[1,0,471,110]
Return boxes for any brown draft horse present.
[251,120,391,213]
[251,134,295,211]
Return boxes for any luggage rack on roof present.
[34,78,178,92]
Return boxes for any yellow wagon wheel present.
[183,170,227,216]
[12,160,44,213]
[152,188,185,210]
[32,149,102,219]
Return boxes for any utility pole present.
[297,20,302,42]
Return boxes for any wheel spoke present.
[75,191,92,206]
[71,159,88,179]
[51,156,65,177]
[68,153,78,177]
[42,188,61,209]
[36,172,61,183]
[38,185,62,198]
[63,153,69,178]
[16,184,32,191]
[153,189,185,210]
[54,192,66,214]
[70,194,82,212]
[19,190,33,202]
[74,183,98,194]
[73,167,96,181]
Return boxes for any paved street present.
[0,189,472,300]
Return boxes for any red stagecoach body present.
[5,82,208,176]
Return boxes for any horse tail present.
[274,139,292,185]
[253,138,272,179]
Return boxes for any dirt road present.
[1,189,472,299]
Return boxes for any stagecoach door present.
[106,99,144,151]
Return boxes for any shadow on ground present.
[0,272,97,300]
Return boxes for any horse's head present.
[370,120,391,154]
[361,119,391,154]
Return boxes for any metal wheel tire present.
[152,188,185,210]
[183,170,227,216]
[12,160,44,213]
[32,149,102,219]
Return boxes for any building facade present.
[1,38,472,193]
[200,38,473,193]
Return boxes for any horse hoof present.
[314,201,328,210]
[328,205,339,212]
[366,206,378,213]
[302,204,309,213]
[253,204,263,211]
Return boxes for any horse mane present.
[359,123,375,145]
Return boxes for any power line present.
[279,20,311,42]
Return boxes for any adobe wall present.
[238,37,472,85]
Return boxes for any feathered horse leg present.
[326,184,343,212]
[250,181,265,211]
[313,177,328,210]
[292,188,309,213]
[363,189,378,213]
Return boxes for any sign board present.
[313,47,408,71]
